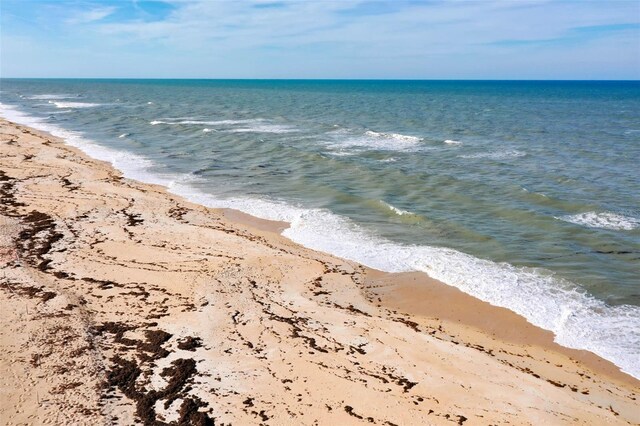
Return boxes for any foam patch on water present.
[365,130,421,143]
[444,139,462,145]
[2,101,639,380]
[459,150,526,159]
[328,129,422,151]
[557,212,640,231]
[118,133,130,138]
[48,101,102,109]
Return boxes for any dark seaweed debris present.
[107,356,214,425]
[93,322,172,360]
[17,210,64,271]
[0,170,26,214]
[178,336,203,352]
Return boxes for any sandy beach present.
[0,117,638,425]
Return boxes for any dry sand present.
[0,118,638,425]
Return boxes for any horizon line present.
[1,77,639,82]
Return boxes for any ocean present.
[1,79,638,378]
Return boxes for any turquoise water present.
[1,79,639,377]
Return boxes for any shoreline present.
[222,204,638,386]
[1,118,638,424]
[1,100,638,381]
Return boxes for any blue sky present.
[1,0,639,79]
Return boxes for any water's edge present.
[1,102,638,380]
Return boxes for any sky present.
[1,0,639,79]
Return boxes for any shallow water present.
[1,79,638,377]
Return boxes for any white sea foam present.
[222,124,297,134]
[2,101,639,380]
[328,152,356,157]
[444,139,462,145]
[380,201,413,216]
[149,118,296,133]
[459,150,526,160]
[28,94,77,100]
[150,118,266,126]
[48,101,101,109]
[329,129,422,151]
[0,103,169,187]
[167,185,640,379]
[118,133,130,138]
[557,212,640,231]
[364,130,421,143]
[202,128,214,133]
[149,118,292,133]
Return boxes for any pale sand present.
[0,118,637,425]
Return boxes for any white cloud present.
[66,6,116,25]
[4,0,638,78]
[93,1,638,51]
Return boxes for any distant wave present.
[28,94,77,100]
[148,118,294,133]
[459,150,526,160]
[150,118,266,126]
[557,212,639,231]
[444,139,462,145]
[49,101,101,109]
[118,133,130,138]
[222,124,297,134]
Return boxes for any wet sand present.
[0,118,638,425]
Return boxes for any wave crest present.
[459,150,526,159]
[557,212,639,231]
[380,201,414,216]
[49,101,101,108]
